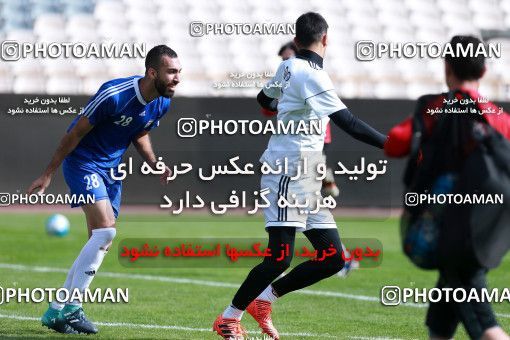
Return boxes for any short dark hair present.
[295,12,328,47]
[145,45,178,70]
[445,35,485,81]
[278,41,298,56]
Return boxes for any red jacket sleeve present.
[384,117,412,157]
[261,108,277,117]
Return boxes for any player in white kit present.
[213,12,387,339]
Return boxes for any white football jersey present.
[260,50,346,175]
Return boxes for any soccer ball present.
[45,214,70,237]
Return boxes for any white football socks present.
[50,257,79,311]
[222,304,244,320]
[67,227,116,306]
[257,284,278,303]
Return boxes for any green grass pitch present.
[0,213,508,339]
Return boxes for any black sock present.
[231,227,296,310]
[272,228,344,297]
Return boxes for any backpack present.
[401,90,510,270]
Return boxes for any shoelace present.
[219,319,246,337]
[255,300,272,321]
[69,308,89,324]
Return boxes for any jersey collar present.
[296,49,323,68]
[133,77,147,105]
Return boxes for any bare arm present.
[27,117,93,194]
[132,131,170,184]
[132,131,157,166]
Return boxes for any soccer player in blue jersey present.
[27,45,181,334]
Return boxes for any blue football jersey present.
[66,76,171,170]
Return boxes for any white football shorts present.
[261,173,337,232]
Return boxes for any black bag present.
[440,119,510,269]
[401,90,510,269]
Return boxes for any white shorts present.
[261,173,337,232]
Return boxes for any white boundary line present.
[348,337,411,340]
[0,262,508,320]
[0,263,391,301]
[0,312,337,338]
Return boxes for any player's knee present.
[92,227,116,248]
[83,200,116,227]
[103,217,116,228]
[263,256,292,275]
[88,217,115,229]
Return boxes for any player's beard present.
[154,76,175,98]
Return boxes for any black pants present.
[231,227,344,310]
[426,266,498,339]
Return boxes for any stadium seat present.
[374,82,409,99]
[63,0,95,15]
[0,0,509,100]
[73,59,108,78]
[406,82,444,99]
[328,59,367,80]
[46,76,82,94]
[12,58,43,77]
[31,0,62,16]
[397,59,434,82]
[6,29,37,43]
[1,6,33,31]
[0,59,11,76]
[0,76,14,92]
[33,14,66,35]
[334,79,362,98]
[105,59,143,78]
[82,76,110,95]
[42,58,76,77]
[66,14,97,33]
[13,76,47,93]
[67,29,101,43]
